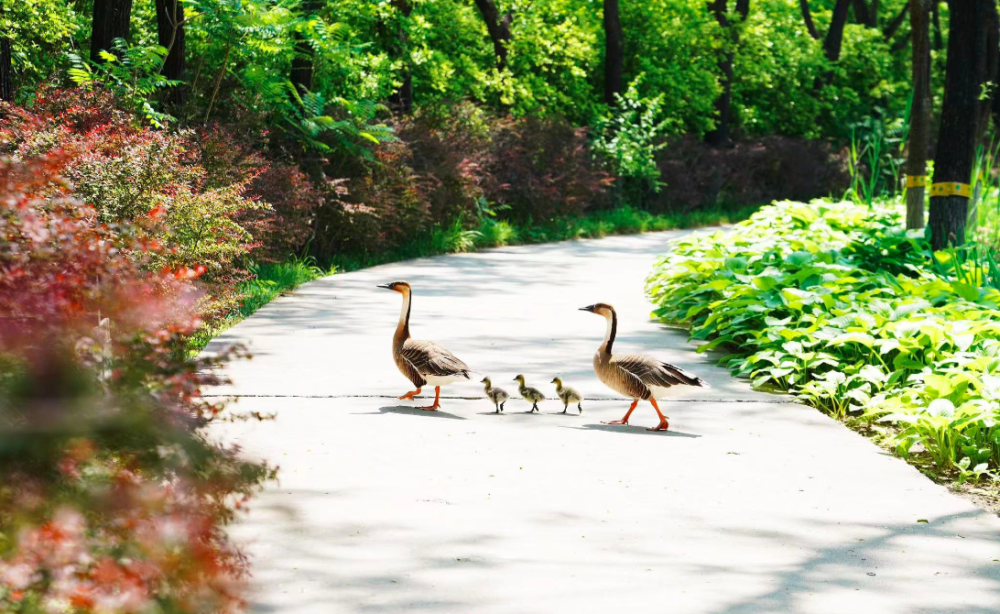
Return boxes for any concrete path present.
[208,231,1000,614]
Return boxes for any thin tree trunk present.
[0,37,12,102]
[291,0,322,96]
[853,0,875,27]
[603,0,624,105]
[473,0,512,71]
[931,1,943,49]
[906,0,931,230]
[929,0,990,250]
[204,40,230,122]
[891,31,911,52]
[884,1,909,40]
[155,0,185,81]
[824,0,853,62]
[706,0,750,147]
[389,0,414,114]
[91,0,134,62]
[800,0,820,39]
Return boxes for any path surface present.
[209,231,1000,614]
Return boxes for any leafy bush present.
[484,114,613,222]
[651,135,848,213]
[0,153,274,613]
[648,200,1000,481]
[0,88,268,319]
[310,105,613,262]
[591,77,672,206]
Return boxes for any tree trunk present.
[155,0,185,81]
[853,0,876,27]
[929,0,990,250]
[603,0,624,105]
[290,0,322,95]
[389,0,414,114]
[884,1,909,40]
[906,0,931,230]
[931,1,943,49]
[823,0,852,62]
[0,37,12,102]
[800,0,820,39]
[91,0,134,62]
[706,0,750,147]
[473,0,512,70]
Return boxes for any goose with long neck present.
[378,281,471,410]
[580,302,706,430]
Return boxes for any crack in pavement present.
[204,393,793,403]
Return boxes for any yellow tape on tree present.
[905,175,928,188]
[930,182,972,198]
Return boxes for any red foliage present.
[484,115,613,222]
[652,135,848,212]
[197,126,321,260]
[0,114,274,614]
[310,103,613,261]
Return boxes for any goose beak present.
[480,378,487,383]
[550,378,556,383]
[377,283,393,290]
[579,305,596,312]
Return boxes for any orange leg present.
[604,399,639,426]
[647,398,670,431]
[399,387,422,401]
[419,386,441,411]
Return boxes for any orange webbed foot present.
[603,419,629,426]
[647,417,670,431]
[418,387,441,411]
[398,388,421,401]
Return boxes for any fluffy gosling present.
[551,377,583,414]
[513,375,545,413]
[481,377,509,413]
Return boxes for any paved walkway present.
[209,231,1000,614]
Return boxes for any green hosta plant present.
[648,199,1000,477]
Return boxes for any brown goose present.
[379,281,471,410]
[580,302,706,430]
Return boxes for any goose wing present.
[612,353,706,389]
[401,339,471,378]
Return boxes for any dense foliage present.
[648,200,1000,482]
[0,153,275,613]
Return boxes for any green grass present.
[189,204,758,353]
[187,256,334,353]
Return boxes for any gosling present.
[551,377,583,414]
[513,375,545,413]
[481,377,509,413]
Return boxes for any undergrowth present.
[648,200,1000,490]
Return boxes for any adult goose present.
[379,281,471,410]
[580,302,706,430]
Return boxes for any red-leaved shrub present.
[484,115,613,222]
[0,88,269,320]
[310,103,613,261]
[0,150,274,614]
[651,135,849,212]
